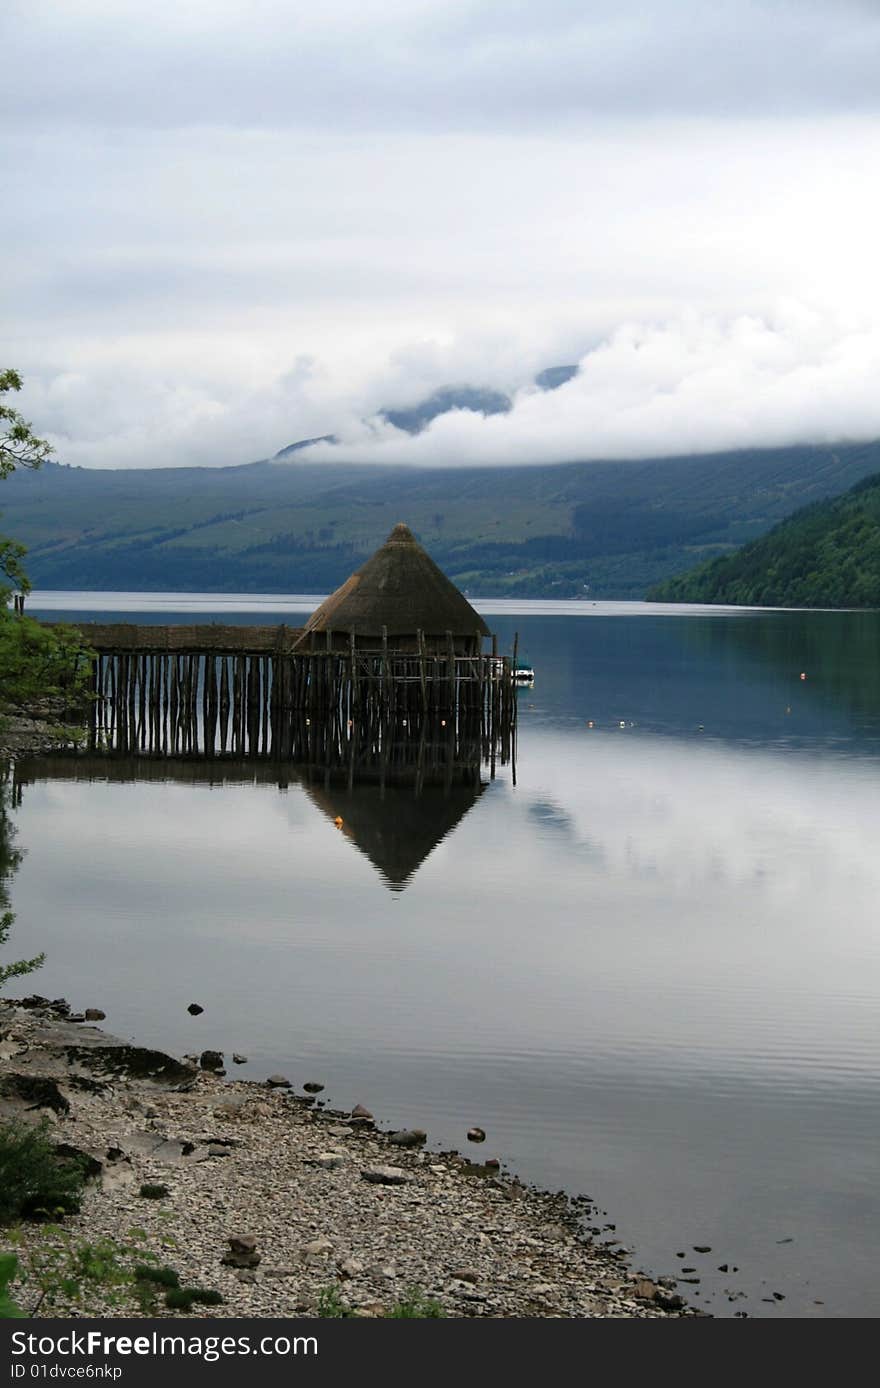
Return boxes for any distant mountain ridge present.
[273,435,337,458]
[4,437,880,599]
[648,469,880,607]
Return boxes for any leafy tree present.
[0,370,52,478]
[0,618,92,711]
[1,371,51,594]
[0,370,92,710]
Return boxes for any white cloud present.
[302,304,880,466]
[3,3,880,468]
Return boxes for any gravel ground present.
[0,999,694,1320]
[0,712,85,759]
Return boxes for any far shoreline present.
[26,588,858,618]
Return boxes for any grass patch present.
[316,1283,445,1319]
[316,1285,352,1318]
[388,1288,445,1318]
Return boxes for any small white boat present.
[513,664,535,684]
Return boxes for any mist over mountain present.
[267,365,580,458]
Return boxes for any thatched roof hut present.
[296,522,490,652]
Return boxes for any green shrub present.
[134,1264,180,1289]
[23,1231,144,1313]
[0,611,93,713]
[165,1286,224,1312]
[190,1287,224,1306]
[138,1184,169,1200]
[316,1284,352,1318]
[0,1120,88,1224]
[0,1254,25,1318]
[388,1287,445,1318]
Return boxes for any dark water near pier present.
[5,594,880,1318]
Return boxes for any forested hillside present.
[649,472,880,607]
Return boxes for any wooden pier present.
[58,621,517,775]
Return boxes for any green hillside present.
[3,439,880,598]
[648,472,880,607]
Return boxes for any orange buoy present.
[334,816,343,828]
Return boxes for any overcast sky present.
[4,0,880,469]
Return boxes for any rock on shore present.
[0,999,692,1319]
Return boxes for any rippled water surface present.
[6,595,880,1318]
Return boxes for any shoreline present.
[0,711,88,761]
[0,996,694,1320]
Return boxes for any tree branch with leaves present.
[0,370,53,479]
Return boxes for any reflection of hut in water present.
[302,772,486,891]
[295,522,491,655]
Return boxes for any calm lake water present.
[5,593,880,1318]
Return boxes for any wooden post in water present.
[418,629,428,712]
[381,624,390,711]
[490,632,498,747]
[247,654,260,755]
[88,655,99,750]
[475,630,484,722]
[349,630,357,733]
[259,655,268,755]
[446,630,455,718]
[160,653,167,752]
[218,657,228,752]
[190,654,199,752]
[200,654,210,753]
[139,654,147,743]
[128,652,138,742]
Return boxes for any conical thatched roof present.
[298,523,490,641]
